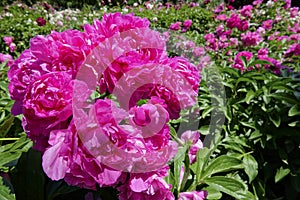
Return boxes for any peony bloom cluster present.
[7,12,203,199]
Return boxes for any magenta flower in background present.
[229,38,239,46]
[290,7,299,18]
[0,53,12,63]
[169,21,181,31]
[253,0,263,6]
[117,168,174,200]
[193,47,205,57]
[178,191,208,200]
[238,20,249,31]
[226,14,241,29]
[290,34,300,41]
[232,51,253,71]
[9,43,16,53]
[3,36,13,46]
[284,0,291,9]
[258,48,269,59]
[36,17,46,26]
[240,5,253,18]
[285,43,300,57]
[241,31,263,46]
[180,130,203,164]
[183,19,192,29]
[217,14,227,21]
[262,19,273,30]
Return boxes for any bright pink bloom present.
[226,14,241,29]
[285,43,300,57]
[232,51,253,71]
[9,43,16,53]
[179,191,208,200]
[262,20,273,30]
[180,130,203,164]
[3,36,13,46]
[183,19,192,29]
[42,121,122,189]
[284,0,291,9]
[240,5,253,18]
[22,72,73,151]
[253,0,263,5]
[258,48,268,59]
[241,31,262,46]
[238,20,249,31]
[290,7,299,18]
[169,22,181,31]
[217,14,227,21]
[0,53,12,63]
[117,167,175,200]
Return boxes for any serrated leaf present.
[275,167,290,183]
[288,104,300,116]
[243,155,258,183]
[202,155,243,178]
[0,177,15,200]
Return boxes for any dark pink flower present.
[42,121,122,189]
[178,191,208,200]
[238,20,249,31]
[240,5,253,18]
[216,14,227,21]
[117,167,175,200]
[262,19,273,30]
[0,53,12,63]
[3,36,13,46]
[36,17,46,26]
[226,14,241,29]
[232,51,253,71]
[183,19,192,29]
[22,72,73,151]
[290,7,299,18]
[180,130,203,164]
[241,31,262,46]
[169,22,182,31]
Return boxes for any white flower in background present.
[266,0,274,7]
[5,12,13,17]
[153,17,158,22]
[133,3,138,7]
[122,8,129,13]
[26,18,32,24]
[72,17,77,21]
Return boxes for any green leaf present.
[248,59,272,67]
[204,186,222,199]
[0,135,33,167]
[288,104,300,116]
[0,177,15,200]
[190,147,210,183]
[174,145,187,191]
[204,176,247,199]
[243,155,258,183]
[202,155,243,178]
[275,167,290,183]
[245,90,255,104]
[268,114,281,128]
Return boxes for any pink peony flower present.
[180,130,203,164]
[232,51,253,71]
[193,47,205,57]
[290,7,299,18]
[238,20,249,31]
[36,17,46,26]
[169,22,182,31]
[285,43,300,57]
[240,5,253,18]
[3,36,13,46]
[22,72,73,151]
[178,191,208,200]
[8,50,50,115]
[117,167,175,200]
[0,53,12,63]
[84,12,150,42]
[258,48,268,59]
[240,31,262,46]
[216,14,227,21]
[284,0,291,9]
[42,120,123,189]
[183,19,192,29]
[262,19,273,30]
[9,43,16,53]
[226,14,241,29]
